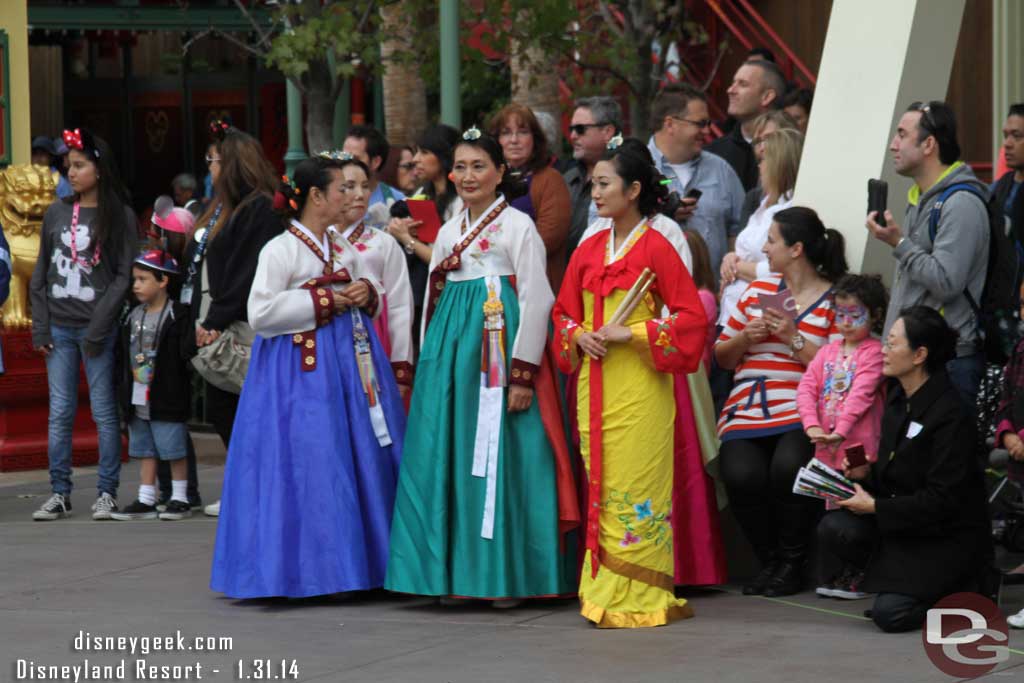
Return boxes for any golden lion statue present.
[1,165,58,329]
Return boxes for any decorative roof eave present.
[27,6,273,33]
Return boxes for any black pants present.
[205,383,239,450]
[719,430,817,564]
[818,509,931,633]
[157,435,201,502]
[817,509,875,569]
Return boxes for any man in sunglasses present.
[563,96,622,258]
[343,125,406,230]
[866,101,990,411]
[648,83,743,282]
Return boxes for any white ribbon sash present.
[471,275,504,539]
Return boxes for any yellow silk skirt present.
[577,289,694,628]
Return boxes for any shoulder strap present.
[928,182,987,243]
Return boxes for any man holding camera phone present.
[648,83,744,283]
[865,101,990,409]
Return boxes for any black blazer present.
[200,192,283,332]
[861,371,990,599]
[117,301,193,423]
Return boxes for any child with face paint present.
[796,273,889,599]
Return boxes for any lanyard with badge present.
[131,300,171,406]
[180,204,221,306]
[66,202,102,297]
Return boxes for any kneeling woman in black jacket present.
[820,305,991,633]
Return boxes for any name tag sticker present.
[907,421,923,439]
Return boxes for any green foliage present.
[264,0,382,84]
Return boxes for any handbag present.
[190,259,254,394]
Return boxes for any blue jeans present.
[946,352,985,423]
[45,324,121,497]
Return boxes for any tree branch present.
[571,56,639,96]
[181,28,215,55]
[699,41,729,92]
[232,0,273,50]
[596,1,625,39]
[356,0,378,33]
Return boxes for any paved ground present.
[2,433,1024,682]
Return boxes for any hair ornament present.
[462,126,482,141]
[606,133,624,151]
[209,119,231,142]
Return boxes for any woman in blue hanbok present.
[210,154,406,599]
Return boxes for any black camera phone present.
[867,179,888,224]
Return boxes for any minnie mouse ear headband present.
[134,249,180,275]
[151,196,196,235]
[62,128,100,159]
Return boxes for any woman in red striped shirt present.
[714,207,848,597]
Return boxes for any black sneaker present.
[33,493,71,521]
[189,495,204,510]
[155,494,170,513]
[832,569,872,600]
[110,499,158,521]
[159,500,193,521]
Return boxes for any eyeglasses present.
[669,115,712,130]
[398,162,417,171]
[568,123,608,136]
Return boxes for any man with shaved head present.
[707,59,787,190]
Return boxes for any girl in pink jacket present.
[797,274,888,600]
[797,274,888,473]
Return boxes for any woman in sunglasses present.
[190,122,281,517]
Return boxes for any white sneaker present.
[203,500,220,517]
[91,492,118,520]
[32,493,71,521]
[1008,608,1024,629]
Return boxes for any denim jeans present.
[946,351,985,424]
[46,324,121,497]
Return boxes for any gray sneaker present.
[91,492,118,520]
[33,493,71,521]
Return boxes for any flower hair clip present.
[462,126,482,141]
[209,119,231,141]
[606,134,624,151]
[316,150,354,162]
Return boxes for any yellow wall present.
[0,1,30,164]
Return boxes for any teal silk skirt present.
[385,276,573,599]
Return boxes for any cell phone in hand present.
[845,443,867,468]
[867,178,888,224]
[684,188,703,201]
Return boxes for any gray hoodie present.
[884,162,990,357]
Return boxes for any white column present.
[792,0,966,282]
[993,0,1024,167]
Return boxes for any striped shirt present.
[716,275,839,441]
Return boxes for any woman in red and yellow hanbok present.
[553,140,707,627]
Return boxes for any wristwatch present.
[790,333,805,353]
[403,238,416,255]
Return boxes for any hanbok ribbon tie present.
[352,309,393,447]
[293,269,352,372]
[472,275,506,539]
